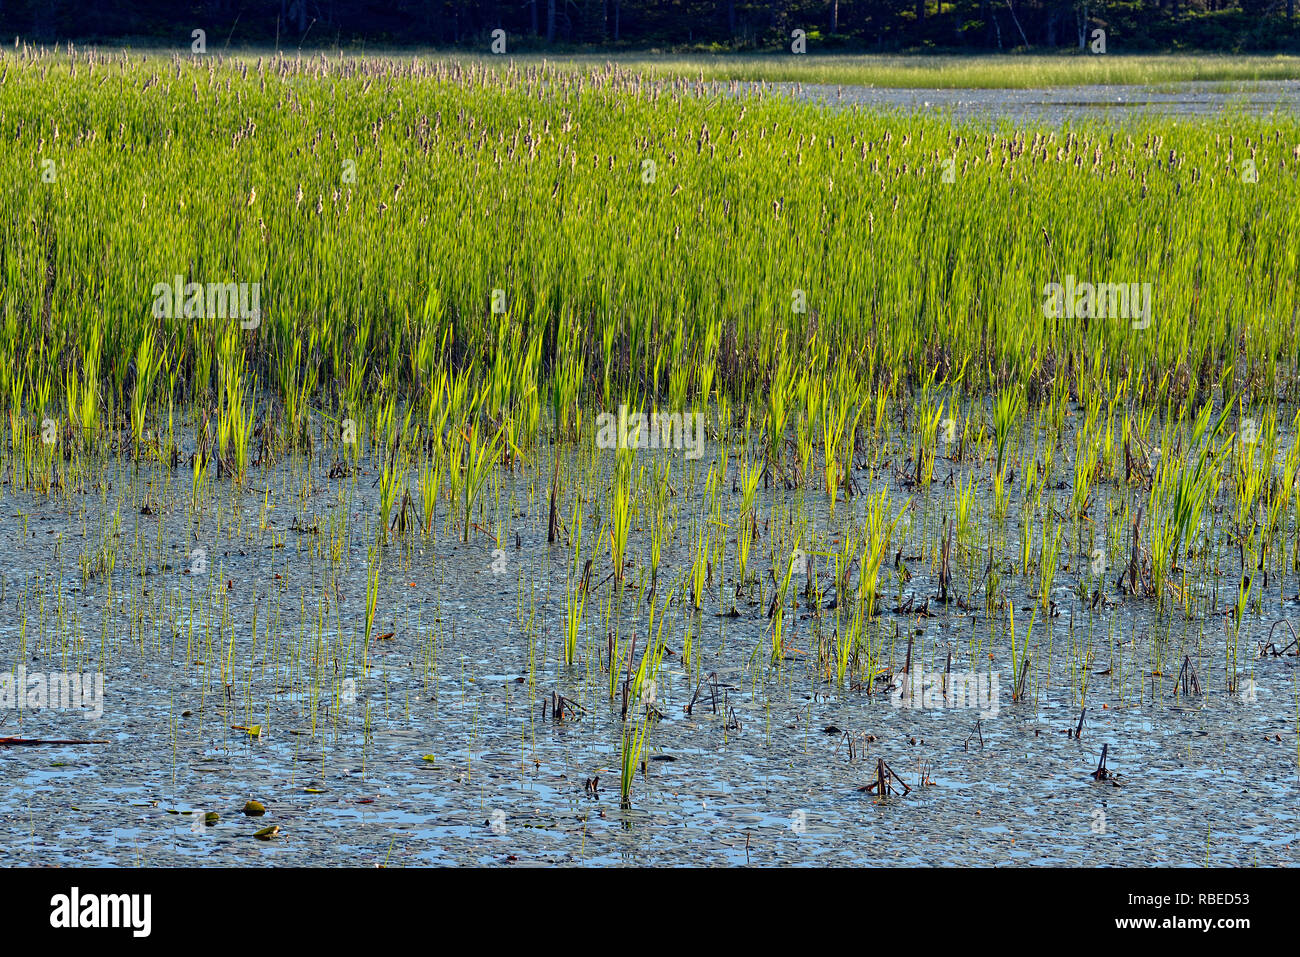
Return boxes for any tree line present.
[2,1,1297,52]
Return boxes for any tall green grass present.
[3,49,1297,455]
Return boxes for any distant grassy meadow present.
[562,50,1300,87]
[1,45,1298,862]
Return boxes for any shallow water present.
[0,420,1296,867]
[780,79,1300,124]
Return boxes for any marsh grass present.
[562,52,1300,89]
